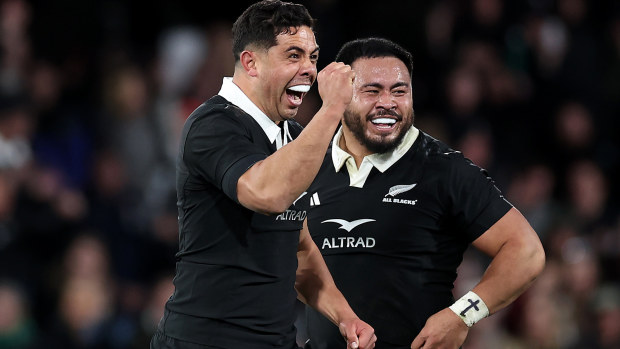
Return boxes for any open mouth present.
[286,85,310,107]
[289,85,311,93]
[370,117,398,130]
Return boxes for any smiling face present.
[342,56,414,155]
[252,26,318,122]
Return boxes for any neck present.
[232,72,281,124]
[340,128,372,168]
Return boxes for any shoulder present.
[188,96,245,122]
[416,132,467,168]
[417,132,457,156]
[412,132,494,191]
[183,96,253,135]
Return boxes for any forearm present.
[299,281,357,327]
[237,61,354,214]
[296,232,357,325]
[237,104,344,214]
[413,212,544,348]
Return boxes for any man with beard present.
[299,37,545,349]
[151,1,376,349]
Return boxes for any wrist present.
[333,306,359,327]
[449,291,489,327]
[336,312,358,326]
[319,103,347,119]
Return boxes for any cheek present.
[260,63,281,80]
[346,105,368,123]
[353,93,376,105]
[397,97,413,109]
[351,97,375,115]
[264,69,280,85]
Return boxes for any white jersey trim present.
[331,126,420,187]
[218,77,290,148]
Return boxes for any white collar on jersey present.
[217,77,291,149]
[331,125,420,187]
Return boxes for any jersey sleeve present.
[182,106,267,203]
[445,153,513,242]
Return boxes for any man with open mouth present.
[150,1,376,349]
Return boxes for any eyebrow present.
[362,82,410,89]
[285,46,320,55]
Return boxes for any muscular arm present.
[470,207,546,313]
[411,207,545,348]
[237,62,354,214]
[296,219,376,349]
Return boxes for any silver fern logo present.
[383,183,418,206]
[385,183,417,197]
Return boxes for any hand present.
[338,317,376,349]
[316,62,355,113]
[410,308,469,349]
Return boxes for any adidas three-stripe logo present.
[309,192,321,206]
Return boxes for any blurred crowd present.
[0,0,618,348]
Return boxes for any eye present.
[289,53,300,59]
[310,54,319,62]
[393,89,406,96]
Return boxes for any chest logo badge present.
[385,183,417,197]
[321,218,375,232]
[383,183,418,206]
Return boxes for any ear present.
[239,50,258,77]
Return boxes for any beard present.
[343,108,414,154]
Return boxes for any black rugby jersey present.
[159,95,306,349]
[302,128,512,349]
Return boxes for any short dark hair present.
[335,37,413,77]
[232,0,315,61]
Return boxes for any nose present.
[376,90,396,110]
[299,56,317,78]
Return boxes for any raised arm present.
[237,62,354,214]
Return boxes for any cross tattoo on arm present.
[460,299,480,316]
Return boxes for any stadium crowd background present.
[0,0,619,348]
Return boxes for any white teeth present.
[288,85,311,92]
[371,118,396,124]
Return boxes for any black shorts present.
[150,330,303,349]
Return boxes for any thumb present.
[339,322,359,349]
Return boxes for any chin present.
[363,133,402,153]
[282,109,299,120]
[367,133,396,143]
